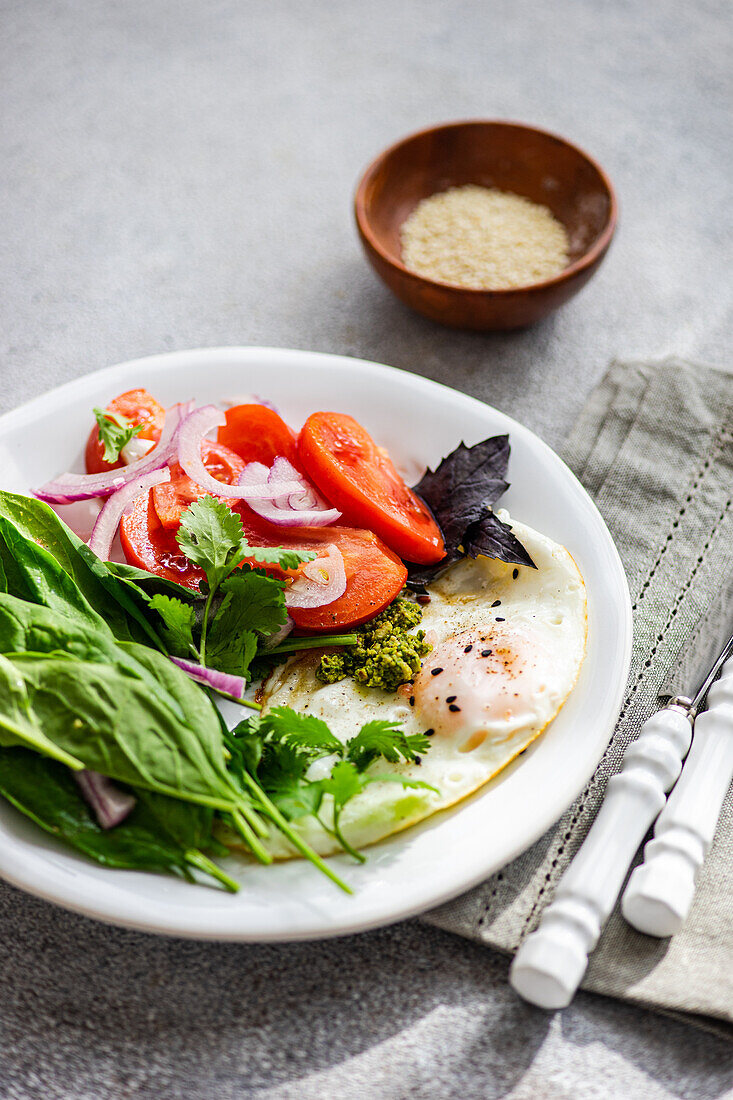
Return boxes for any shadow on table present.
[1,884,549,1098]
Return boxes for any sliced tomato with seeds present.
[85,388,165,475]
[297,412,445,565]
[217,404,300,469]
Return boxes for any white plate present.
[0,347,632,940]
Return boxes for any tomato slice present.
[152,441,246,529]
[85,388,165,474]
[231,517,408,631]
[217,404,300,468]
[121,489,406,629]
[120,490,202,586]
[297,412,445,565]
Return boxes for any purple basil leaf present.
[413,435,511,508]
[404,552,463,592]
[464,509,537,569]
[407,434,534,586]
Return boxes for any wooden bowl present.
[354,120,617,331]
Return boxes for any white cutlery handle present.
[622,657,733,937]
[509,705,692,1009]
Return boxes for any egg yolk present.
[412,626,552,751]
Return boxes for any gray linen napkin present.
[424,359,733,1037]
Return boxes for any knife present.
[509,628,733,1010]
[622,632,733,936]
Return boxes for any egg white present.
[231,511,587,859]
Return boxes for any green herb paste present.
[316,598,432,692]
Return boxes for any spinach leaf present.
[0,594,186,716]
[0,492,164,647]
[105,561,196,600]
[0,654,83,769]
[0,515,105,631]
[0,748,237,889]
[9,652,241,812]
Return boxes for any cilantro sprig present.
[143,497,363,701]
[226,706,436,863]
[164,495,317,680]
[93,408,143,463]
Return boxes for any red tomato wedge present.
[297,412,445,565]
[151,441,246,529]
[85,388,165,474]
[217,404,300,468]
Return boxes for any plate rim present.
[0,346,632,940]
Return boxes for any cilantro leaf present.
[225,717,264,776]
[176,496,245,591]
[207,628,258,678]
[218,571,288,638]
[318,759,366,808]
[346,721,431,770]
[206,570,287,677]
[149,594,196,657]
[242,541,317,571]
[266,774,324,822]
[262,706,344,757]
[314,760,370,861]
[93,408,142,464]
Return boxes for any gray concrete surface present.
[1,1,732,1097]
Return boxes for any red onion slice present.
[284,544,346,608]
[87,467,171,561]
[34,401,192,504]
[169,656,246,699]
[75,770,136,830]
[177,406,304,500]
[262,613,294,650]
[238,458,341,527]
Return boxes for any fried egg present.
[249,510,586,859]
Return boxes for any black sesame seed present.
[448,704,461,712]
[464,644,473,653]
[424,728,435,737]
[409,696,415,707]
[431,667,443,676]
[481,649,492,658]
[491,599,501,607]
[513,568,519,579]
[446,695,457,703]
[495,616,505,622]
